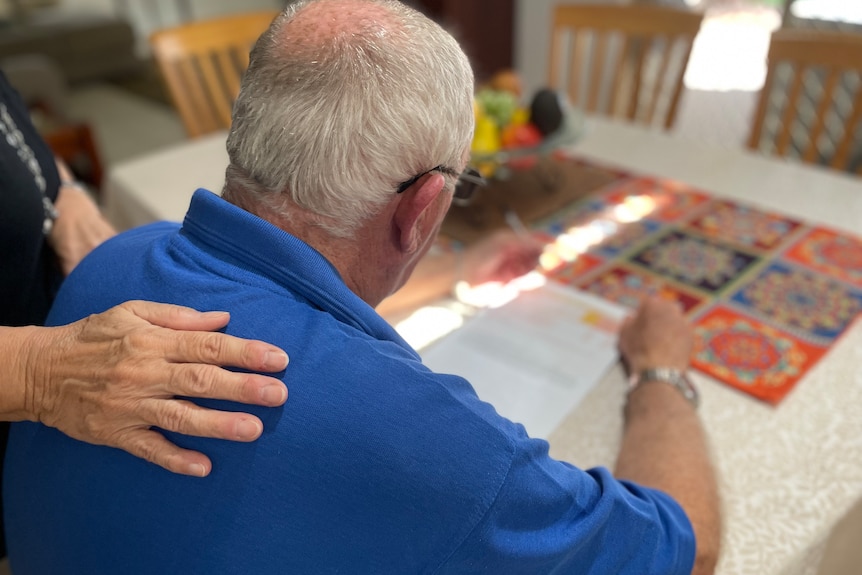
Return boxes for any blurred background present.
[0,0,862,183]
[1,0,859,181]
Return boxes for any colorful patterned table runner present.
[538,176,862,404]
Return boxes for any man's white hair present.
[224,0,475,238]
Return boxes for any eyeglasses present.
[396,165,486,203]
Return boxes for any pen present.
[505,209,531,238]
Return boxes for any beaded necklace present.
[0,102,59,235]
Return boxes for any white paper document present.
[421,282,627,439]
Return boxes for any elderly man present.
[4,1,720,573]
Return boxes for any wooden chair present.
[548,4,703,130]
[149,11,279,138]
[747,29,862,174]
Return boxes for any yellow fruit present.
[472,116,501,155]
[510,107,529,127]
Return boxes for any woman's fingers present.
[141,398,265,442]
[122,300,233,331]
[120,301,289,374]
[161,364,288,407]
[119,428,214,477]
[165,329,289,373]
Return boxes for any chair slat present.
[179,57,218,137]
[197,52,233,128]
[665,37,695,130]
[549,29,564,92]
[609,35,630,119]
[627,37,648,121]
[568,31,590,108]
[803,68,840,164]
[832,85,862,170]
[646,36,673,126]
[217,50,242,103]
[775,65,806,157]
[587,33,608,113]
[747,65,777,150]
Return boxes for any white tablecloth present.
[104,117,862,575]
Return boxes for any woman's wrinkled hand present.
[48,183,117,275]
[26,301,289,477]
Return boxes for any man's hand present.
[25,301,289,477]
[460,230,544,287]
[618,298,693,374]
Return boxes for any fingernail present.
[261,384,287,405]
[200,311,230,319]
[263,351,289,371]
[188,463,208,477]
[236,419,263,440]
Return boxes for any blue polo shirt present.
[4,190,695,574]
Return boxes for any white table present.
[103,131,229,230]
[104,117,862,575]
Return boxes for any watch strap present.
[628,367,699,408]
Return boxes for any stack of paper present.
[422,282,627,439]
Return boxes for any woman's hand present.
[24,301,289,477]
[48,182,117,275]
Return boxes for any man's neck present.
[225,190,401,307]
[297,223,396,307]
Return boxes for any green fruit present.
[475,88,519,129]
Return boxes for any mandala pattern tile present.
[542,199,608,236]
[545,253,606,286]
[730,262,862,343]
[602,177,711,222]
[631,230,760,294]
[577,265,705,313]
[687,200,802,251]
[590,219,663,258]
[785,227,862,289]
[692,307,828,404]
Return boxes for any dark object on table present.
[529,89,565,136]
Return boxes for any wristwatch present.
[627,368,699,408]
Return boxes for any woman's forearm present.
[0,325,44,422]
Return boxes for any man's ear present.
[393,173,446,254]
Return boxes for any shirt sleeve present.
[432,429,696,575]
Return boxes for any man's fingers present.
[145,398,265,442]
[164,364,287,407]
[164,329,289,374]
[120,429,213,477]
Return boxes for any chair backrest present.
[149,11,279,138]
[548,4,703,130]
[748,29,862,173]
